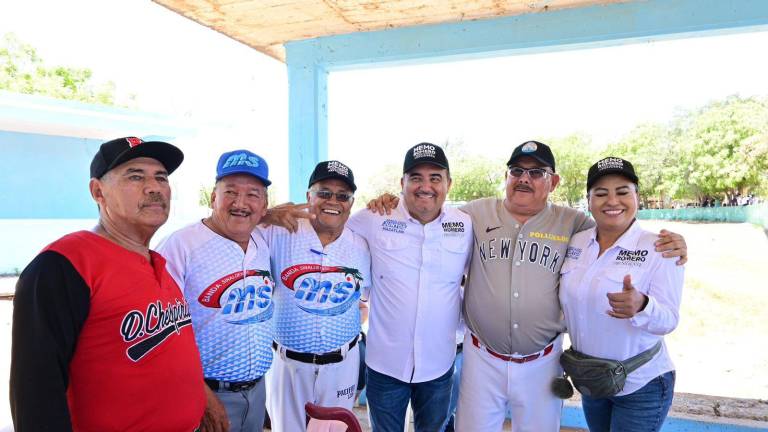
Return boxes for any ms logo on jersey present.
[197,269,275,325]
[281,264,362,316]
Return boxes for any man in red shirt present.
[10,137,210,431]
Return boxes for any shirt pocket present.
[440,235,469,284]
[376,232,411,252]
[601,269,648,296]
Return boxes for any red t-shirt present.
[37,231,205,431]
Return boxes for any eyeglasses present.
[310,190,353,202]
[508,167,552,180]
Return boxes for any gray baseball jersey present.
[461,198,593,355]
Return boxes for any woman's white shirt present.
[559,220,684,396]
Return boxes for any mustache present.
[513,184,534,192]
[140,194,167,208]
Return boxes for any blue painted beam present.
[291,0,768,70]
[283,0,768,201]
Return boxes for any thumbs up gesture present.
[606,275,648,319]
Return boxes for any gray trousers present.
[213,379,266,432]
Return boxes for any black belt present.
[456,342,463,354]
[205,377,262,392]
[273,336,358,365]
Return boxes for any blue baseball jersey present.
[261,220,371,353]
[157,221,274,381]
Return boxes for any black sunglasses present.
[310,190,354,202]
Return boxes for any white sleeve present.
[345,209,369,239]
[359,237,372,299]
[630,258,684,335]
[155,234,188,291]
[256,225,275,247]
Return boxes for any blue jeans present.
[366,365,453,432]
[443,349,463,432]
[581,371,676,432]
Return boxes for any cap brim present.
[309,173,356,192]
[587,169,639,190]
[106,141,184,176]
[403,161,450,173]
[507,154,553,169]
[216,168,272,186]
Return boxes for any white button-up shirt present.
[347,199,472,383]
[559,220,684,395]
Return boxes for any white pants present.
[267,343,360,432]
[455,332,563,432]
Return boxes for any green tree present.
[548,134,595,207]
[0,33,115,104]
[448,156,504,202]
[678,96,768,203]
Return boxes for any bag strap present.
[621,341,662,374]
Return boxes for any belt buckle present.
[312,354,319,364]
[231,381,255,392]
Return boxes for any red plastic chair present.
[305,402,363,432]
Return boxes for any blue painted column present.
[285,46,329,202]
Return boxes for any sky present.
[1,0,768,200]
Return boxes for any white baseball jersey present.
[157,221,274,381]
[260,219,371,353]
[559,220,684,396]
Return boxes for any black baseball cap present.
[308,160,357,192]
[402,142,449,173]
[90,136,184,179]
[506,140,556,172]
[586,157,639,191]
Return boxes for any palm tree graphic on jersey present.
[281,264,363,316]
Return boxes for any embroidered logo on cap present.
[327,160,350,177]
[413,144,436,159]
[126,137,143,148]
[597,157,625,171]
[521,141,538,153]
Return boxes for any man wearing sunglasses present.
[364,140,687,431]
[261,160,371,432]
[455,141,687,431]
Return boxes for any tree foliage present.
[353,99,768,212]
[448,156,504,202]
[0,33,115,104]
[548,134,595,207]
[677,96,768,202]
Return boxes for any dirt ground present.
[0,221,766,429]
